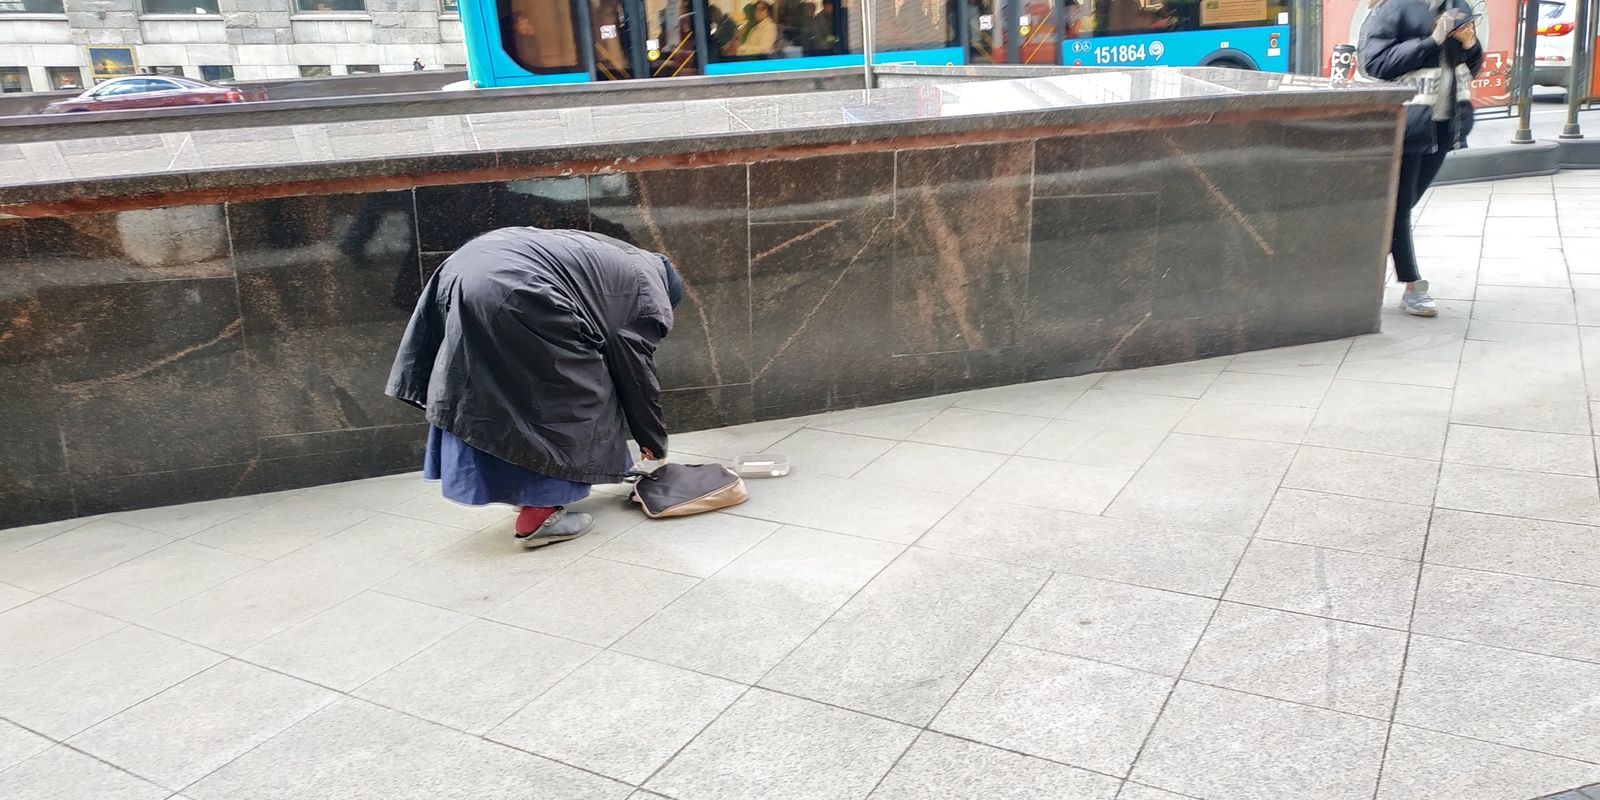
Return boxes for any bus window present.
[1085,0,1286,36]
[497,0,584,73]
[704,0,844,61]
[870,0,954,52]
[644,0,701,76]
[591,0,633,78]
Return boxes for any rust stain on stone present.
[57,317,243,392]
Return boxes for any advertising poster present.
[1321,0,1515,107]
[1201,0,1271,26]
[87,47,137,83]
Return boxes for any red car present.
[41,75,263,114]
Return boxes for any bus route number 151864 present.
[1094,41,1165,64]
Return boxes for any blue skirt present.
[423,426,593,508]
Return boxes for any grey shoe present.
[1401,280,1438,317]
[516,507,594,549]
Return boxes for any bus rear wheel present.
[1207,58,1253,70]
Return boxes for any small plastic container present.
[734,453,790,478]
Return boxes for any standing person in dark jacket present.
[387,228,683,548]
[1359,0,1483,317]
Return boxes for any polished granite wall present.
[0,107,1397,525]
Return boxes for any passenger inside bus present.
[500,0,581,72]
[738,1,781,54]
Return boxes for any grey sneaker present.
[516,507,593,549]
[1401,280,1438,317]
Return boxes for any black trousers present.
[1391,123,1452,284]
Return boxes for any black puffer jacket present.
[387,227,674,484]
[1358,0,1484,154]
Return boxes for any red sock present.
[515,506,556,536]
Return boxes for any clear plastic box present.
[734,453,790,478]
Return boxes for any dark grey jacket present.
[1358,0,1483,154]
[387,227,674,484]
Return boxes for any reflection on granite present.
[0,69,1407,210]
[0,78,1401,526]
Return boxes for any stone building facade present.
[0,0,466,91]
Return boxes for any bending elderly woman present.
[387,227,683,548]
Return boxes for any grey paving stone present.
[1057,390,1196,431]
[489,650,745,784]
[0,517,94,556]
[920,498,1247,597]
[1425,509,1600,587]
[1336,355,1460,389]
[1255,489,1432,560]
[1173,399,1316,444]
[239,591,471,691]
[855,441,1010,496]
[294,472,433,513]
[669,417,813,459]
[1003,573,1215,677]
[0,746,169,800]
[0,520,172,594]
[354,619,597,735]
[373,518,603,615]
[146,513,471,653]
[187,697,631,800]
[970,455,1134,516]
[0,719,51,772]
[1201,371,1333,408]
[1095,359,1224,399]
[1130,681,1387,800]
[1415,565,1600,664]
[806,396,956,440]
[1434,462,1600,527]
[931,643,1172,775]
[51,540,262,622]
[1183,603,1407,719]
[765,428,897,477]
[726,469,961,544]
[1115,785,1197,800]
[1396,636,1600,762]
[589,513,779,578]
[0,626,222,739]
[0,581,34,615]
[1014,419,1168,470]
[1224,340,1352,379]
[1105,433,1296,536]
[1375,724,1600,800]
[486,557,698,647]
[1223,539,1419,629]
[645,689,917,800]
[868,731,1120,800]
[0,598,125,682]
[1280,446,1441,506]
[1303,379,1453,460]
[954,373,1102,417]
[614,527,903,682]
[186,493,379,561]
[106,491,296,538]
[70,659,338,791]
[1444,424,1597,476]
[760,548,1047,725]
[386,490,515,531]
[906,407,1052,455]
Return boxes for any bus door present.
[586,0,708,79]
[966,0,1063,64]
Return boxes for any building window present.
[0,68,30,92]
[299,65,333,77]
[200,65,234,82]
[147,65,184,75]
[346,64,380,74]
[46,67,83,90]
[0,0,65,12]
[441,0,457,11]
[497,0,582,74]
[295,0,364,10]
[141,0,219,13]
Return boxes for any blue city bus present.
[458,0,1291,88]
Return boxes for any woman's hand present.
[1432,10,1460,44]
[1451,21,1478,48]
[640,447,663,461]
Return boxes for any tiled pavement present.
[6,171,1600,800]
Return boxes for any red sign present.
[1321,0,1517,108]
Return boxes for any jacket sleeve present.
[386,269,447,410]
[1359,9,1442,81]
[607,313,669,457]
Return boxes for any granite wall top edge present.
[0,83,1408,211]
